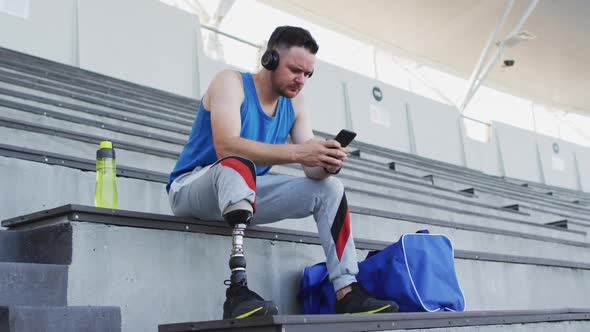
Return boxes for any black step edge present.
[0,305,121,332]
[158,308,590,332]
[0,223,72,264]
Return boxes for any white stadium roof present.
[262,0,590,115]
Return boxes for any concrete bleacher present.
[5,0,590,194]
[1,46,590,332]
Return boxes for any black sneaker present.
[223,282,278,319]
[334,282,399,314]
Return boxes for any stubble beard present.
[270,71,296,99]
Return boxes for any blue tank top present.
[167,72,295,192]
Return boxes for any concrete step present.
[0,305,121,332]
[352,155,590,220]
[3,49,588,213]
[3,81,588,225]
[276,166,586,242]
[0,116,523,216]
[0,125,176,173]
[0,81,193,132]
[0,224,72,264]
[507,177,590,202]
[0,67,195,122]
[3,119,567,233]
[424,173,590,227]
[278,166,590,243]
[0,115,462,207]
[0,47,197,111]
[0,104,183,152]
[3,206,590,331]
[5,112,586,238]
[159,310,590,332]
[267,207,590,264]
[3,152,590,265]
[469,190,590,230]
[0,60,194,118]
[385,154,590,213]
[0,262,67,306]
[0,156,171,222]
[388,156,589,211]
[0,49,195,109]
[4,140,590,260]
[277,165,574,228]
[2,142,587,241]
[0,94,190,142]
[0,110,575,234]
[299,156,590,227]
[344,140,589,209]
[2,143,585,245]
[345,189,586,242]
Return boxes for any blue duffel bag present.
[298,230,466,314]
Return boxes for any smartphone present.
[333,129,357,147]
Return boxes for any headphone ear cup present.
[261,50,272,70]
[261,50,279,71]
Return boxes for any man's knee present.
[317,177,345,198]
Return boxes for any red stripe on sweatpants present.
[220,158,257,210]
[335,208,351,261]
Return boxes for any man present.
[167,26,398,319]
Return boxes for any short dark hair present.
[267,26,319,54]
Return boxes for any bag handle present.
[365,229,430,259]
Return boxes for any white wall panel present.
[346,75,411,152]
[302,61,348,136]
[573,145,590,193]
[463,132,502,177]
[78,0,198,98]
[407,96,464,166]
[494,122,542,183]
[537,135,579,190]
[0,0,77,65]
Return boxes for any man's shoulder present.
[204,70,246,109]
[213,69,244,84]
[208,70,245,96]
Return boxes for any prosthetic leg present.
[224,205,252,287]
[222,201,278,319]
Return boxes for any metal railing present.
[201,24,262,49]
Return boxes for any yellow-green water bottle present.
[95,141,118,208]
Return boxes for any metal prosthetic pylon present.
[223,209,253,287]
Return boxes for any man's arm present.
[209,70,299,165]
[290,93,347,179]
[208,71,346,170]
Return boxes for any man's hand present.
[296,138,348,171]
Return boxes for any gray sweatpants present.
[168,156,358,291]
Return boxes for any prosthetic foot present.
[222,201,278,319]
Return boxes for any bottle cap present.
[97,141,115,159]
[99,141,113,149]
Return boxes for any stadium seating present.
[1,46,590,331]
